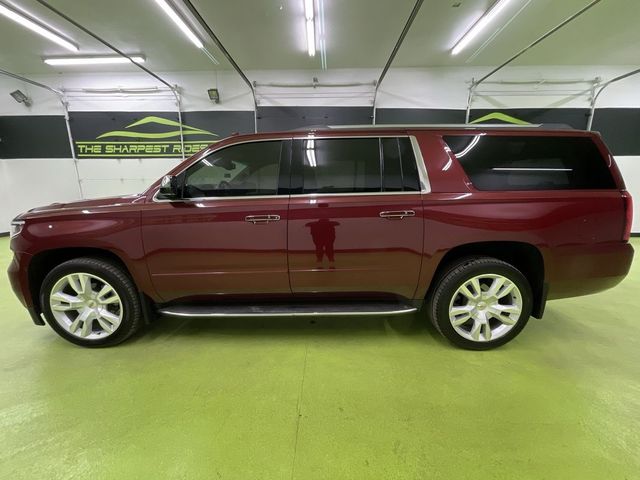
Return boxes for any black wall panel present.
[591,109,640,157]
[1,107,638,158]
[257,106,373,132]
[0,116,71,158]
[376,108,465,124]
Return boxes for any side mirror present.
[158,175,180,199]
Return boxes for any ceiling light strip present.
[44,56,145,65]
[304,0,316,56]
[452,0,513,56]
[153,0,203,48]
[0,1,77,51]
[318,0,327,68]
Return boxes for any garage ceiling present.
[0,0,638,75]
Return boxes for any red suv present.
[8,125,634,349]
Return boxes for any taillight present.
[622,191,633,242]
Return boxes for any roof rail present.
[290,125,331,131]
[287,123,578,132]
[536,123,576,130]
[327,123,577,130]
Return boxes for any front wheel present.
[40,257,143,347]
[429,257,533,350]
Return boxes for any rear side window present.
[301,138,381,194]
[443,135,616,191]
[296,137,420,194]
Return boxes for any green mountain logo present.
[96,116,218,140]
[470,112,531,125]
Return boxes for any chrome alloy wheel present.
[49,273,123,340]
[448,274,523,343]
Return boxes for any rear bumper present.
[546,241,634,299]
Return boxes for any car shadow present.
[136,311,448,345]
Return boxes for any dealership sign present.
[67,111,255,158]
[73,115,217,157]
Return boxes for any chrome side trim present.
[158,307,418,318]
[410,135,431,194]
[290,191,422,198]
[153,192,286,203]
[153,191,424,203]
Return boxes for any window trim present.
[153,135,431,203]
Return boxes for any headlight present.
[10,220,25,238]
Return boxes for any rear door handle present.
[245,214,281,224]
[379,210,416,220]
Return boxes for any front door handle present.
[379,210,416,220]
[245,214,281,224]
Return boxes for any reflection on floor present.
[1,237,639,479]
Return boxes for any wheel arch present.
[29,248,133,315]
[427,241,547,319]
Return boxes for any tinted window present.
[302,138,381,194]
[382,138,403,192]
[183,141,282,198]
[444,135,616,191]
[399,138,420,192]
[381,138,420,192]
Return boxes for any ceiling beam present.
[372,0,425,124]
[473,0,603,87]
[0,67,62,96]
[181,0,255,106]
[34,0,175,91]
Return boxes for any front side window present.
[183,141,283,198]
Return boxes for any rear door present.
[287,136,425,299]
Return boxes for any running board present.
[158,302,417,318]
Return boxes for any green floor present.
[1,237,639,480]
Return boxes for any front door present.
[287,136,424,300]
[141,139,292,302]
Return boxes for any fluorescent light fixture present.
[304,0,315,56]
[452,0,513,56]
[44,56,145,65]
[0,2,78,52]
[153,0,203,49]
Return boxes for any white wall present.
[77,158,179,198]
[0,159,81,227]
[1,65,639,232]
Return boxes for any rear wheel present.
[430,257,532,350]
[40,258,142,347]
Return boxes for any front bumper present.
[7,252,27,306]
[8,251,44,326]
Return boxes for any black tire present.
[429,257,532,350]
[40,257,143,347]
